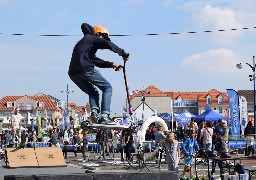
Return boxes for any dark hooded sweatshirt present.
[68,23,128,77]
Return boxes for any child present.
[159,133,180,174]
[180,129,200,180]
[68,23,129,124]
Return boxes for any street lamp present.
[61,84,74,126]
[237,56,256,134]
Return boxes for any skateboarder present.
[68,23,129,124]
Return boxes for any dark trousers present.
[245,145,254,156]
[212,160,221,174]
[98,142,105,157]
[125,143,132,161]
[121,144,132,161]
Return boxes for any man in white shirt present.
[11,109,22,146]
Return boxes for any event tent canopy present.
[195,109,228,122]
[159,112,172,121]
[176,110,196,127]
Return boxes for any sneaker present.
[191,175,196,180]
[98,113,111,124]
[180,175,187,180]
[91,109,99,117]
[90,109,99,123]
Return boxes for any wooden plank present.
[6,148,38,168]
[35,147,66,167]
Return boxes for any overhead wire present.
[0,26,255,37]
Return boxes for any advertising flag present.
[37,110,42,139]
[227,89,240,136]
[239,96,248,133]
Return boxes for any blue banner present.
[227,89,240,136]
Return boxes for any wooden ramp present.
[6,148,38,168]
[35,147,66,167]
[5,147,66,168]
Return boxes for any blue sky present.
[0,0,256,115]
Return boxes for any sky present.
[0,0,256,115]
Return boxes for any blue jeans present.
[70,69,112,114]
[203,143,212,152]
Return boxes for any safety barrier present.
[4,171,179,180]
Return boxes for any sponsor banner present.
[239,96,248,132]
[227,89,240,136]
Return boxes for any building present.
[130,85,230,120]
[0,92,89,130]
[130,85,173,120]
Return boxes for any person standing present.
[82,131,89,160]
[220,120,229,153]
[124,128,133,162]
[50,128,59,147]
[154,126,166,163]
[96,129,106,159]
[159,133,180,174]
[180,129,200,180]
[201,121,213,152]
[11,109,22,147]
[73,131,81,157]
[68,23,129,123]
[245,132,254,156]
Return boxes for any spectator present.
[112,131,120,153]
[197,121,206,148]
[123,128,133,162]
[82,131,89,160]
[154,126,166,163]
[201,121,213,152]
[245,121,255,135]
[0,132,6,149]
[176,124,184,142]
[221,120,229,153]
[50,128,59,147]
[245,128,254,156]
[11,109,22,147]
[73,131,81,157]
[160,133,180,174]
[180,129,200,180]
[5,131,12,148]
[96,129,106,159]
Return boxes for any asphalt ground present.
[1,150,256,180]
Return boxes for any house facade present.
[0,93,88,129]
[130,86,230,120]
[130,86,173,120]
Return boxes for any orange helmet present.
[93,25,109,36]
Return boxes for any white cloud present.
[181,48,247,74]
[195,5,243,44]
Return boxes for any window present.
[7,102,13,107]
[207,96,212,104]
[218,96,223,105]
[39,102,44,107]
[17,103,23,110]
[219,107,223,113]
[27,103,33,110]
